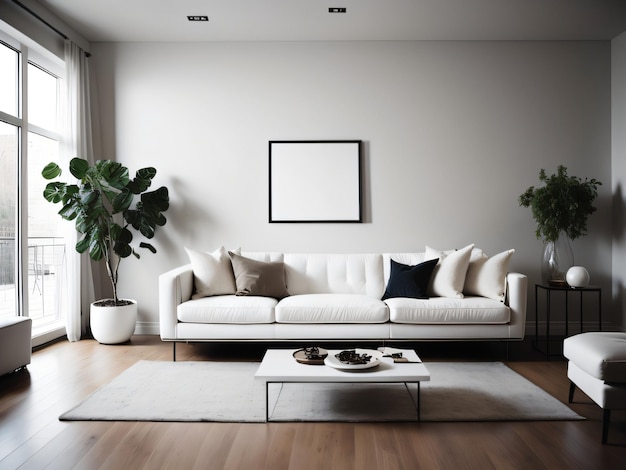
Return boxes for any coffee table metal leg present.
[266,381,270,422]
[404,382,421,421]
[417,382,420,421]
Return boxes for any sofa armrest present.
[159,264,194,340]
[505,272,528,340]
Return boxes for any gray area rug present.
[59,360,583,422]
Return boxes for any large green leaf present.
[89,238,105,261]
[141,186,169,211]
[76,205,102,233]
[154,213,167,227]
[139,242,157,254]
[73,191,104,231]
[62,185,80,204]
[75,213,93,234]
[69,158,89,179]
[109,223,132,258]
[118,225,133,244]
[97,160,129,190]
[108,223,121,240]
[136,214,156,238]
[58,198,85,221]
[125,208,153,238]
[114,238,133,258]
[42,162,61,180]
[75,236,90,254]
[43,182,66,203]
[112,189,134,213]
[127,167,155,194]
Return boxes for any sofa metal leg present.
[568,381,576,403]
[173,342,176,362]
[602,409,611,444]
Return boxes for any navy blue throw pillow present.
[382,258,439,300]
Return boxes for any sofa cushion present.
[240,251,284,263]
[283,253,384,297]
[563,332,626,383]
[385,296,510,324]
[229,252,290,299]
[177,295,277,324]
[427,244,475,298]
[464,249,515,301]
[382,258,438,300]
[185,246,238,299]
[276,294,389,323]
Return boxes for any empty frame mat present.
[269,140,362,223]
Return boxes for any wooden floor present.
[1,337,625,470]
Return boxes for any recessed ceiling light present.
[187,16,209,22]
[329,8,347,13]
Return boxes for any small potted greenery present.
[42,158,169,343]
[518,165,601,284]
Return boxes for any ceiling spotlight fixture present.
[187,15,209,21]
[329,8,347,13]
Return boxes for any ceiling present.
[32,0,626,42]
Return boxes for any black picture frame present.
[269,140,362,223]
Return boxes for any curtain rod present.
[12,0,91,57]
[13,0,68,40]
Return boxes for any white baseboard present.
[134,321,161,336]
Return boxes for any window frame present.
[0,27,67,345]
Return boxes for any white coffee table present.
[255,348,430,422]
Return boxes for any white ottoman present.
[563,332,626,444]
[0,316,32,376]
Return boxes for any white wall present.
[90,40,613,334]
[612,32,626,331]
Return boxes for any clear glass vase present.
[541,233,574,285]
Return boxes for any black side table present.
[534,284,602,360]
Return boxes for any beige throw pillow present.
[464,249,515,301]
[185,246,238,299]
[229,252,289,299]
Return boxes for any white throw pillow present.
[185,246,239,299]
[427,244,475,298]
[464,249,515,301]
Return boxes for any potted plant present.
[42,158,169,343]
[518,165,601,285]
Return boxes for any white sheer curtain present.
[62,40,96,341]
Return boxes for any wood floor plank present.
[263,423,297,470]
[191,423,240,470]
[1,336,625,469]
[225,423,275,470]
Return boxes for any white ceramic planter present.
[566,266,590,288]
[90,299,137,344]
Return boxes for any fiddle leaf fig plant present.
[518,165,601,243]
[42,158,170,306]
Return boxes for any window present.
[0,120,18,320]
[0,34,67,345]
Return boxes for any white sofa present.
[159,245,527,357]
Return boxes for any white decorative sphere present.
[566,266,590,288]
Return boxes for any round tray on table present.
[324,349,383,370]
[293,347,328,365]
